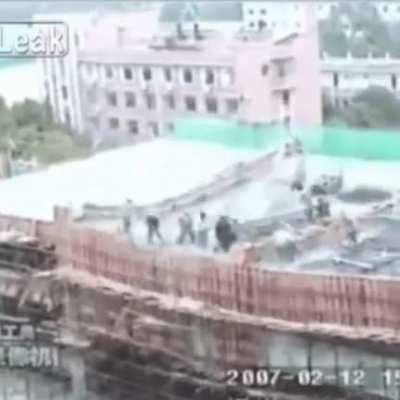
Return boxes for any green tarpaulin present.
[173,118,400,161]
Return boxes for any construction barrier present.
[0,208,398,333]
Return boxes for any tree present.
[0,98,89,166]
[11,99,50,128]
[320,1,392,57]
[342,86,400,129]
[13,125,89,164]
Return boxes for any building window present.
[226,99,238,114]
[392,74,397,90]
[127,120,139,135]
[282,90,290,107]
[61,85,68,100]
[107,91,117,106]
[363,73,369,79]
[185,96,197,111]
[333,73,339,88]
[261,64,269,76]
[124,67,133,80]
[260,8,266,14]
[148,122,159,137]
[248,9,254,14]
[166,122,174,132]
[382,5,388,13]
[258,20,267,30]
[249,22,255,28]
[109,118,119,130]
[105,66,113,79]
[296,21,301,28]
[145,93,156,110]
[277,63,286,78]
[183,68,193,84]
[125,92,136,107]
[205,69,214,85]
[164,68,172,82]
[164,94,175,110]
[206,97,218,113]
[143,67,152,82]
[398,5,400,12]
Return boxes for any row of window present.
[84,63,234,87]
[95,118,171,137]
[247,20,301,29]
[105,90,239,114]
[332,72,398,90]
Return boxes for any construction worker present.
[343,214,358,244]
[300,192,314,222]
[177,212,195,245]
[316,197,331,219]
[197,211,210,249]
[215,216,237,253]
[146,214,163,245]
[122,199,134,235]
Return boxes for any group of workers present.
[300,191,358,244]
[300,192,331,222]
[122,199,238,252]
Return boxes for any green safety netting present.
[172,118,400,161]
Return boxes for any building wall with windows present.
[77,20,321,144]
[35,7,161,137]
[34,12,91,135]
[321,54,400,108]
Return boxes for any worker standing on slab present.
[215,216,237,253]
[197,211,210,249]
[300,191,314,222]
[146,214,164,245]
[177,212,195,245]
[316,197,331,219]
[342,214,358,244]
[122,199,134,237]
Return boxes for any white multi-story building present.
[34,11,92,134]
[321,54,400,107]
[35,6,161,136]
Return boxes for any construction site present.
[2,120,400,399]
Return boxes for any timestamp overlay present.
[223,366,400,391]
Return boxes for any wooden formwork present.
[3,207,400,338]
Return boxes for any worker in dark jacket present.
[146,214,163,245]
[215,216,237,252]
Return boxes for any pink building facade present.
[76,9,322,143]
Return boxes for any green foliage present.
[0,98,89,165]
[330,86,400,129]
[11,99,49,128]
[320,1,397,57]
